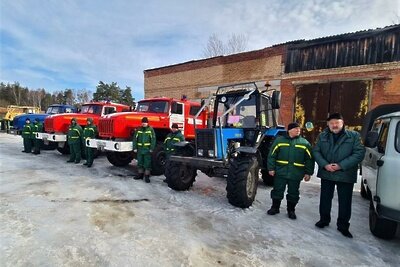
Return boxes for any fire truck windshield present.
[136,101,169,114]
[80,105,102,114]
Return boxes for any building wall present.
[280,62,400,125]
[144,46,284,100]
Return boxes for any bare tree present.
[11,82,22,105]
[202,33,248,58]
[76,89,92,104]
[226,34,248,55]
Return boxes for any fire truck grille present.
[99,119,114,136]
[44,118,54,132]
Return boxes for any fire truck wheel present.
[151,145,166,176]
[56,143,70,154]
[261,169,274,186]
[227,156,259,208]
[106,151,133,167]
[165,160,197,191]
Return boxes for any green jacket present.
[267,133,315,181]
[67,124,83,145]
[313,128,365,183]
[164,130,184,155]
[32,122,43,139]
[22,123,32,139]
[83,125,98,140]
[132,126,156,153]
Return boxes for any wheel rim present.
[246,170,256,198]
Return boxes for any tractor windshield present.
[215,93,257,128]
[136,101,169,114]
[80,105,102,115]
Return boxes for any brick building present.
[144,25,400,142]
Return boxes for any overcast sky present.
[1,0,399,100]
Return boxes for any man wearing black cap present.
[267,122,315,219]
[163,123,185,182]
[133,117,156,183]
[313,113,365,238]
[21,118,33,153]
[66,118,83,163]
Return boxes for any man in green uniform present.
[32,118,43,155]
[267,122,315,219]
[21,118,33,153]
[67,118,83,163]
[83,117,98,167]
[162,123,185,182]
[313,113,365,238]
[133,117,156,183]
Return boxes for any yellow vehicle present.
[0,105,41,132]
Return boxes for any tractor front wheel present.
[227,156,259,208]
[165,160,197,191]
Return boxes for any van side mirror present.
[365,131,379,148]
[271,91,281,109]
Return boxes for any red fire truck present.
[37,101,131,154]
[87,97,208,175]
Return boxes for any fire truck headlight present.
[114,143,120,150]
[197,149,203,156]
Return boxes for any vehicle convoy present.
[361,104,400,239]
[87,97,208,175]
[36,101,131,154]
[10,104,76,135]
[0,105,41,132]
[164,82,286,208]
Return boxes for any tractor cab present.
[165,82,286,208]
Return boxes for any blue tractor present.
[10,104,76,135]
[164,82,286,208]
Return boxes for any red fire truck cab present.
[87,97,208,175]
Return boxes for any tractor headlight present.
[208,150,214,157]
[197,149,203,156]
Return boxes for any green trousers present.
[137,151,152,172]
[68,142,81,163]
[33,138,42,153]
[85,146,94,166]
[270,177,301,203]
[23,138,32,152]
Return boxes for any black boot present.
[337,228,353,238]
[144,175,150,183]
[134,173,144,180]
[267,199,281,215]
[287,201,297,220]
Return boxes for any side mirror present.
[305,121,314,132]
[365,131,379,148]
[271,91,281,109]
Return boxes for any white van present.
[361,111,400,239]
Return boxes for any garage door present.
[295,80,370,144]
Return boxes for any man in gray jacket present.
[313,113,365,238]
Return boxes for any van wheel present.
[360,180,369,199]
[369,200,397,239]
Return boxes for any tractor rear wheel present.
[227,156,259,208]
[106,151,134,167]
[165,160,197,191]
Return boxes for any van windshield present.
[46,106,62,114]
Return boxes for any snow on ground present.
[0,133,399,267]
